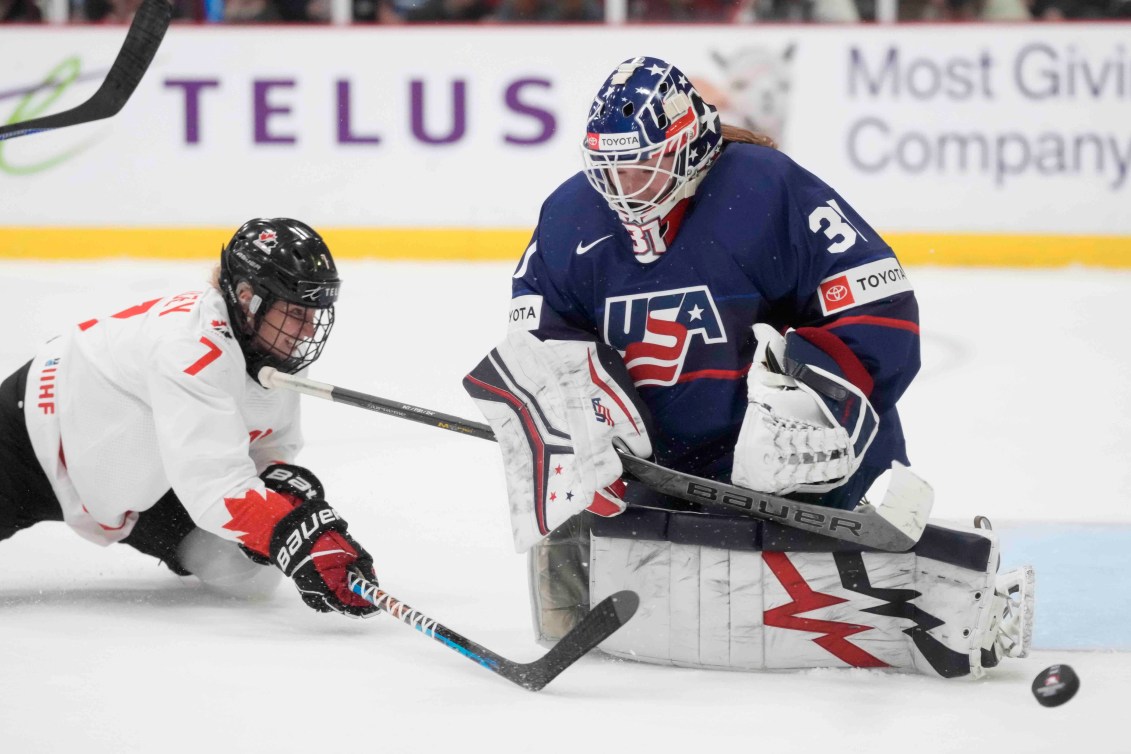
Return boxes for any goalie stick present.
[0,0,171,141]
[348,572,639,692]
[260,367,932,552]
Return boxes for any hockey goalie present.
[462,54,1034,679]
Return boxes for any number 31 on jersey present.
[808,199,864,254]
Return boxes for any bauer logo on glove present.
[262,463,325,503]
[274,505,343,572]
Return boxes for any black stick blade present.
[89,0,172,118]
[348,574,638,693]
[0,0,171,141]
[512,590,639,692]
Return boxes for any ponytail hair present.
[721,124,777,150]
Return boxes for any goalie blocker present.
[531,509,1033,679]
[464,331,653,552]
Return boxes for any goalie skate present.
[979,565,1035,670]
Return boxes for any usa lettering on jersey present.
[818,259,913,316]
[603,286,726,388]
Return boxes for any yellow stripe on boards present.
[1,228,1130,267]
[322,229,531,262]
[0,228,533,261]
[884,234,1131,268]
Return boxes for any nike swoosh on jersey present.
[575,235,614,255]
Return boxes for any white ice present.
[0,261,1126,753]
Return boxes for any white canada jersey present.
[24,287,302,546]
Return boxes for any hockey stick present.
[0,0,171,141]
[260,367,932,552]
[348,572,639,692]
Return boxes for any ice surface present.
[0,261,1126,753]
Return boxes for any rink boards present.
[1,24,1130,266]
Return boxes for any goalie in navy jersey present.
[0,218,379,617]
[465,56,1033,678]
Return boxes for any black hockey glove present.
[260,463,326,505]
[237,463,328,567]
[252,464,379,617]
[269,498,379,617]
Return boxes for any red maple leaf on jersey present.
[221,488,293,557]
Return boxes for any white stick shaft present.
[258,367,334,401]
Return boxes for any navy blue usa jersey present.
[510,143,920,500]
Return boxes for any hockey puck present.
[1031,664,1080,707]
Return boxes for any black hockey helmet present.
[219,218,340,382]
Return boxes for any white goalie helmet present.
[580,56,722,231]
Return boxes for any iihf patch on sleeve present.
[507,294,543,332]
[817,258,913,316]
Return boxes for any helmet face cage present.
[219,218,340,379]
[581,57,721,227]
[245,294,336,376]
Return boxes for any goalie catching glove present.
[245,464,379,617]
[732,324,879,495]
[464,332,652,552]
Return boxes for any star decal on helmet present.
[700,111,718,133]
[581,56,723,233]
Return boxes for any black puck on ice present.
[1031,664,1080,707]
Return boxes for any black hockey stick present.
[0,0,171,141]
[260,368,932,552]
[348,572,638,691]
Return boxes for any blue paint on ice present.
[996,523,1131,650]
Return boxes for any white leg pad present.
[177,528,283,600]
[590,521,1027,678]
